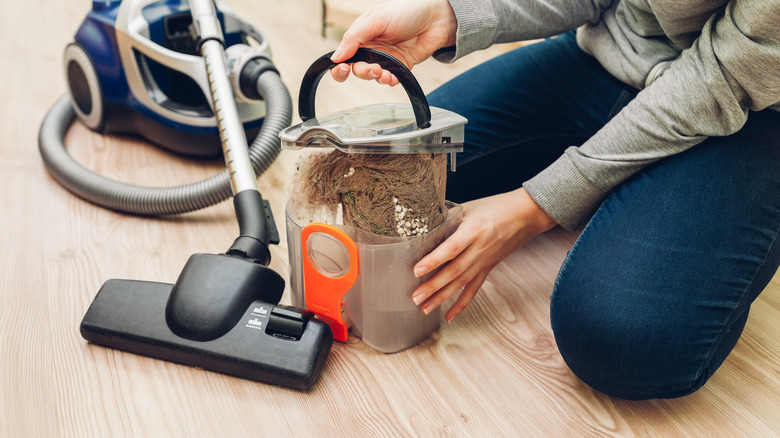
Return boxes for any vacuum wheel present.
[63,43,104,131]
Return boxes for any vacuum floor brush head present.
[81,279,333,391]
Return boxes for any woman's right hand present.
[329,0,457,86]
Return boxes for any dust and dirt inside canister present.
[281,102,466,239]
[289,149,448,238]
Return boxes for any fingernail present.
[331,47,343,61]
[368,71,379,79]
[445,314,455,323]
[338,64,350,74]
[412,293,426,305]
[414,266,427,277]
[422,304,434,315]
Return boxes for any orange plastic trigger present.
[301,223,358,342]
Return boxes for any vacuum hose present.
[38,70,292,216]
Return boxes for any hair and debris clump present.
[289,150,448,237]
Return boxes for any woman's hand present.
[412,189,558,322]
[329,0,457,86]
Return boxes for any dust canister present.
[280,49,467,353]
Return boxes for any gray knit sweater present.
[434,0,780,230]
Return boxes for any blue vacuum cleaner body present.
[65,0,269,156]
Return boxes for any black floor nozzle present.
[79,195,333,390]
[81,279,333,391]
[78,189,333,389]
[165,253,285,341]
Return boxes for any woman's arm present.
[525,0,780,230]
[436,0,614,62]
[331,0,615,83]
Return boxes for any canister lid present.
[280,48,466,156]
[280,103,465,153]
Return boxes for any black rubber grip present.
[298,48,431,129]
[240,57,278,100]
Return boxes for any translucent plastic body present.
[286,202,462,353]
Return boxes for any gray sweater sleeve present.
[435,0,614,62]
[525,1,780,229]
[439,0,780,230]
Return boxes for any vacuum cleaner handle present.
[298,48,432,129]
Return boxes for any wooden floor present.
[3,0,779,436]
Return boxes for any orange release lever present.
[301,223,358,342]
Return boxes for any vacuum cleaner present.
[38,0,333,390]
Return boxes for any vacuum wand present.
[191,0,258,195]
[190,0,271,260]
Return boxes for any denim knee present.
[546,109,780,400]
[549,269,719,400]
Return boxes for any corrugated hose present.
[38,71,291,216]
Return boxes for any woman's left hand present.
[411,188,557,322]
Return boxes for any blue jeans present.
[428,31,780,400]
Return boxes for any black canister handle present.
[298,48,432,129]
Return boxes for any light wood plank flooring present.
[2,0,778,436]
